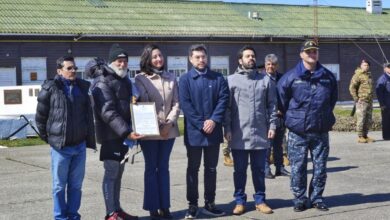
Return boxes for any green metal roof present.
[1,0,390,39]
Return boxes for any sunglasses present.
[65,66,78,71]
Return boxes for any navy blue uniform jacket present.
[179,67,229,147]
[277,61,338,134]
[376,73,390,109]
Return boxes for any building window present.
[0,67,17,86]
[128,56,141,78]
[27,88,39,97]
[210,56,229,76]
[322,64,340,81]
[21,57,47,85]
[74,57,94,80]
[167,56,187,79]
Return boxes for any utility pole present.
[313,0,319,43]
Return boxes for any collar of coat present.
[140,70,171,79]
[262,70,283,82]
[295,61,327,80]
[355,67,371,76]
[189,67,217,79]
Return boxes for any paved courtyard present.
[1,131,389,220]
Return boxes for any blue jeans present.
[288,131,329,205]
[140,138,175,211]
[231,149,267,205]
[186,145,220,206]
[51,142,86,220]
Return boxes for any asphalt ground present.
[1,131,389,220]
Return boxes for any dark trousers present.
[231,149,267,205]
[140,138,175,211]
[381,108,390,140]
[186,145,220,206]
[266,126,285,172]
[102,160,125,215]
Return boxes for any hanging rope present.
[349,40,383,67]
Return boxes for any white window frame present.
[0,67,17,86]
[74,57,94,80]
[167,56,188,80]
[322,64,340,81]
[21,57,47,85]
[128,56,141,78]
[210,56,229,77]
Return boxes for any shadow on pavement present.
[307,165,359,173]
[328,193,390,208]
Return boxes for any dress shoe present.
[358,137,368,143]
[159,208,173,219]
[223,154,234,167]
[150,210,160,220]
[255,203,273,214]
[118,210,139,220]
[293,203,307,212]
[232,204,245,215]
[275,167,290,176]
[312,202,329,211]
[365,136,375,143]
[265,170,275,179]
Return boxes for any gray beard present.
[109,63,128,78]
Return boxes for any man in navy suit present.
[179,44,229,219]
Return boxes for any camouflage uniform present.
[221,141,230,155]
[349,67,374,137]
[288,132,329,205]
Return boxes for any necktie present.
[69,84,74,102]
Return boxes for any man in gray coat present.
[224,46,278,216]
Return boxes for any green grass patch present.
[0,137,46,148]
[333,106,381,117]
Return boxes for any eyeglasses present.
[65,66,78,71]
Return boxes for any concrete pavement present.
[1,131,390,220]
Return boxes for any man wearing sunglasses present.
[36,56,96,220]
[277,40,338,212]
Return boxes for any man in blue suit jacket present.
[179,44,229,219]
[376,63,390,140]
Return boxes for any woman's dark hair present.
[140,44,164,73]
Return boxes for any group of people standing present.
[35,38,389,220]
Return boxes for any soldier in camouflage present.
[349,59,375,143]
[222,141,233,167]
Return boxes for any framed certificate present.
[130,102,160,136]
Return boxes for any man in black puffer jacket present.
[86,44,142,220]
[35,56,96,220]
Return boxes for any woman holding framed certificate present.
[135,44,180,220]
